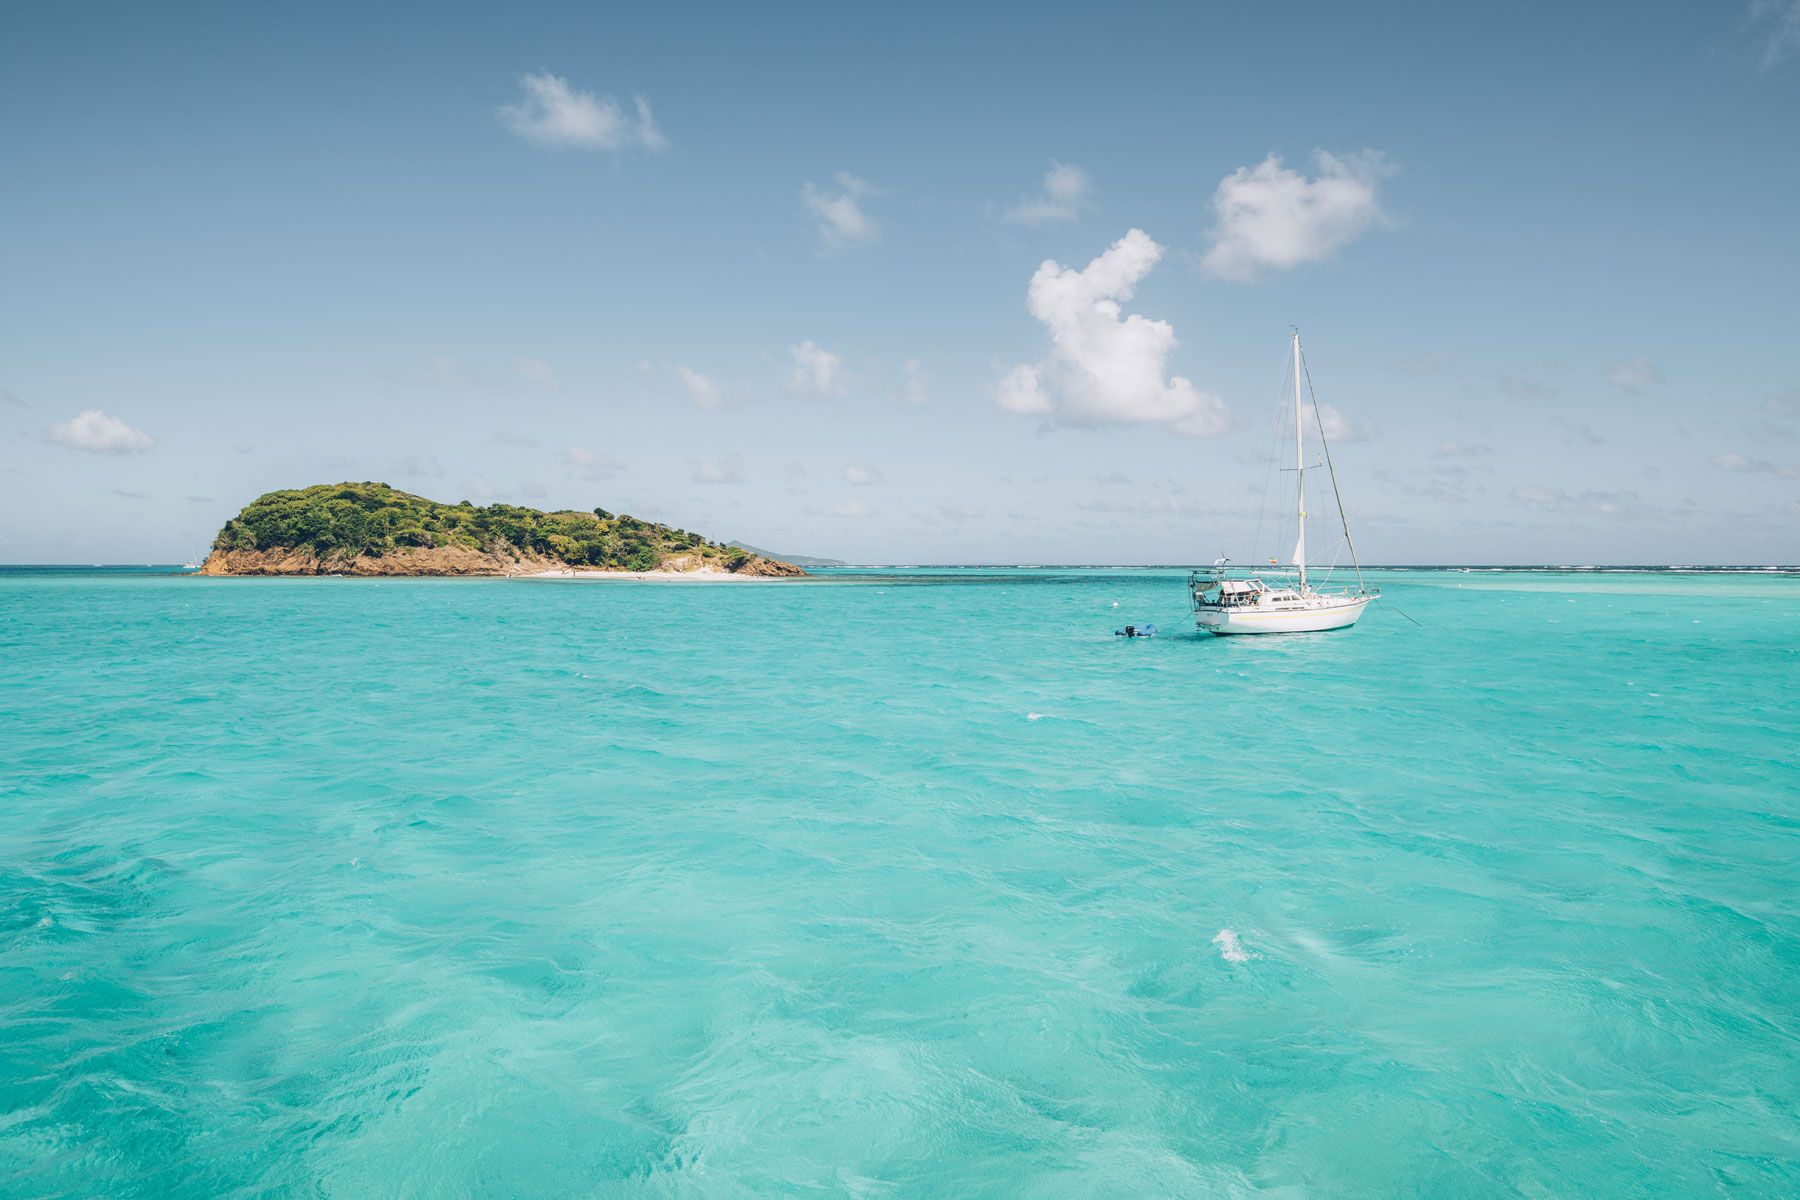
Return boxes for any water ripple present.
[1,568,1796,1196]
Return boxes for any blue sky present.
[4,1,1798,564]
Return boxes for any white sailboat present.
[1190,331,1376,635]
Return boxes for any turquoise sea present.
[3,566,1798,1197]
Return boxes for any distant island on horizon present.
[726,541,849,570]
[198,483,806,578]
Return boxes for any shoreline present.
[512,567,798,582]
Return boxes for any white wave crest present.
[1212,928,1248,963]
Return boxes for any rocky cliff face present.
[198,546,806,577]
[731,556,807,577]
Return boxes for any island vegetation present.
[201,482,804,577]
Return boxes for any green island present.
[201,482,805,577]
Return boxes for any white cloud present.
[1315,403,1374,443]
[1751,0,1800,68]
[427,355,464,385]
[939,504,985,523]
[500,72,665,151]
[675,365,723,409]
[801,173,879,248]
[1409,351,1449,374]
[1764,389,1800,410]
[1201,151,1392,281]
[842,463,883,486]
[514,357,559,391]
[1587,494,1641,517]
[788,340,846,397]
[1433,441,1493,458]
[402,454,443,478]
[995,363,1050,414]
[1498,375,1555,401]
[901,357,930,405]
[1,390,24,408]
[690,453,744,484]
[48,410,154,454]
[1512,486,1648,516]
[564,445,624,479]
[494,431,539,447]
[1140,491,1190,514]
[803,499,874,519]
[1003,161,1094,226]
[1710,451,1796,477]
[1606,358,1661,390]
[996,228,1230,436]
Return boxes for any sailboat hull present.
[1196,595,1370,635]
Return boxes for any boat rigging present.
[1189,331,1377,635]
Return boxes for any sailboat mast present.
[1293,331,1307,591]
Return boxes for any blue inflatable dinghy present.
[1113,623,1157,638]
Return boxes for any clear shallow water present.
[2,566,1797,1197]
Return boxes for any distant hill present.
[727,541,848,569]
[200,483,804,577]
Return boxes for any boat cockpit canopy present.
[1195,576,1274,608]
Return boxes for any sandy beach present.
[513,567,799,582]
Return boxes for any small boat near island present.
[1190,331,1377,635]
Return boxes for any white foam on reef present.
[1213,928,1248,963]
[1027,712,1044,721]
